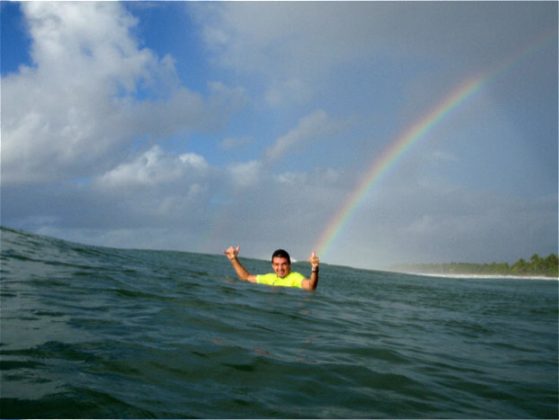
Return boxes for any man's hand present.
[224,245,240,261]
[309,251,320,269]
[224,245,255,282]
[302,251,320,291]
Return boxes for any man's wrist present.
[311,266,319,272]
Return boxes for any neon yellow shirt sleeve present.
[256,272,305,288]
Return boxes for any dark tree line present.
[397,253,558,277]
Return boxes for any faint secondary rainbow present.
[314,29,556,258]
[314,77,484,257]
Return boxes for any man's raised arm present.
[302,251,320,291]
[224,245,257,283]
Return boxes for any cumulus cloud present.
[94,148,216,237]
[96,145,208,189]
[228,160,262,188]
[218,108,342,192]
[265,110,335,161]
[2,2,244,185]
[221,109,342,194]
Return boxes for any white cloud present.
[275,171,308,186]
[221,109,341,191]
[1,2,244,185]
[96,145,208,189]
[265,110,333,161]
[228,160,262,189]
[24,2,152,91]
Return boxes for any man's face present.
[272,256,291,278]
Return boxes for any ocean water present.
[1,226,557,419]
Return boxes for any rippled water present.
[1,227,557,418]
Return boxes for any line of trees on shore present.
[396,253,558,277]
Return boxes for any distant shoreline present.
[392,254,559,279]
[397,270,558,281]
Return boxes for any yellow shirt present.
[256,272,305,288]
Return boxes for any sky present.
[1,1,557,270]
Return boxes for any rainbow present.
[314,30,556,259]
[314,77,484,257]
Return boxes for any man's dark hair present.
[271,249,291,264]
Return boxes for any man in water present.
[224,246,320,291]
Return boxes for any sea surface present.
[1,226,557,418]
